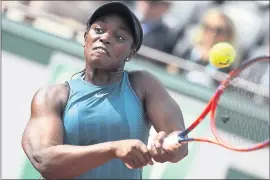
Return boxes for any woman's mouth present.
[92,47,110,56]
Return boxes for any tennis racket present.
[164,56,270,152]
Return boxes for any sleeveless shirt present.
[62,71,150,179]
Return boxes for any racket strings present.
[217,109,268,147]
[215,59,269,148]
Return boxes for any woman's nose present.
[99,33,112,44]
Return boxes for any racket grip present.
[179,129,189,138]
[163,135,180,147]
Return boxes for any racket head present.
[211,56,270,151]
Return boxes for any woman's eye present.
[95,27,104,34]
[116,35,125,41]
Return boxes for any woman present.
[21,2,188,179]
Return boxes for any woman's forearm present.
[31,142,116,179]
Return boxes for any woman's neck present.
[84,64,124,86]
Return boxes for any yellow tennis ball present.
[209,42,236,68]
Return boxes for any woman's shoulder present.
[128,70,156,80]
[36,83,69,96]
[127,70,150,102]
[127,70,164,96]
[32,83,70,110]
[128,70,153,84]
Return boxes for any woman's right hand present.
[111,139,154,169]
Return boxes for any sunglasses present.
[202,24,230,36]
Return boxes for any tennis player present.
[21,2,188,179]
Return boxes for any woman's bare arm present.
[133,70,188,162]
[21,84,116,179]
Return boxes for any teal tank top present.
[63,71,150,179]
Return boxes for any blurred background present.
[2,1,269,179]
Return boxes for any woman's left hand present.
[149,131,188,163]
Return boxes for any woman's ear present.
[83,32,87,47]
[125,51,134,62]
[128,49,136,60]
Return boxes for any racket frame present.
[175,56,270,152]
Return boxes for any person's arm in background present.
[22,85,152,179]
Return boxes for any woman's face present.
[84,14,135,70]
[200,13,232,49]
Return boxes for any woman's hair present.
[193,8,236,46]
[84,20,92,39]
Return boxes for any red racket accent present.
[183,91,221,135]
[173,56,270,152]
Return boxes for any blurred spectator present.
[172,8,238,88]
[222,1,260,13]
[255,0,270,12]
[162,1,216,56]
[212,0,226,5]
[20,1,31,6]
[245,13,269,61]
[119,1,135,9]
[239,40,269,104]
[242,40,269,84]
[222,5,263,64]
[133,1,173,53]
[253,9,269,47]
[249,40,270,60]
[28,1,109,24]
[172,8,237,71]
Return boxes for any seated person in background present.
[247,28,269,60]
[134,1,173,53]
[29,1,109,24]
[172,8,238,88]
[249,40,269,59]
[243,39,269,86]
[173,8,238,72]
[240,40,269,104]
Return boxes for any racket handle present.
[163,135,181,147]
[179,129,189,138]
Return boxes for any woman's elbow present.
[31,150,62,179]
[31,152,59,179]
[21,136,64,179]
[32,151,73,179]
[22,144,54,179]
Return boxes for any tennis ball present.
[209,42,236,68]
